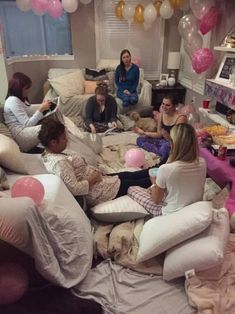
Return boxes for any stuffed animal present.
[129,111,157,132]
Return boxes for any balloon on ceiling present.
[115,0,188,27]
[16,0,93,18]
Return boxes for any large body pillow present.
[163,208,229,281]
[0,134,27,174]
[90,195,149,223]
[136,201,213,263]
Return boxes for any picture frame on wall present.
[215,53,235,83]
[160,73,169,81]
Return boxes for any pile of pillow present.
[136,201,229,281]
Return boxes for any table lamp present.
[167,51,181,86]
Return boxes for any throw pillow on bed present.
[90,195,149,223]
[136,201,213,263]
[49,70,85,98]
[0,134,27,174]
[0,166,9,190]
[163,208,229,281]
[84,80,98,94]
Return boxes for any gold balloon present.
[153,0,162,17]
[134,4,144,24]
[169,0,185,9]
[115,0,125,20]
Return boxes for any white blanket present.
[2,174,93,288]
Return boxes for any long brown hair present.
[119,49,131,81]
[6,72,32,102]
[169,123,199,163]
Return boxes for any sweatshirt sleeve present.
[131,65,140,93]
[85,96,95,126]
[52,159,90,196]
[7,97,43,127]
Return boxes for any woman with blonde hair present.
[150,123,206,215]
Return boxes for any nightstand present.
[149,81,186,111]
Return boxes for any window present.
[94,0,165,79]
[0,1,72,58]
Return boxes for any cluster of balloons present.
[115,0,188,29]
[16,0,92,19]
[178,0,220,74]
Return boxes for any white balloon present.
[144,4,157,24]
[80,0,91,4]
[16,0,31,12]
[62,0,78,13]
[123,4,135,22]
[190,0,215,19]
[160,0,174,19]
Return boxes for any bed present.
[0,108,233,313]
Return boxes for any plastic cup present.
[202,99,210,109]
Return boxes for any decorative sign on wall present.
[216,53,235,83]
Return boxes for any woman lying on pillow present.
[150,123,206,215]
[4,72,52,152]
[84,83,119,134]
[38,119,152,208]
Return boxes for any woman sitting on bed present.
[150,123,206,215]
[38,118,152,208]
[135,95,187,163]
[84,83,118,134]
[4,72,52,152]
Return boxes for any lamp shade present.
[167,52,181,69]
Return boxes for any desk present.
[199,146,235,213]
[149,81,186,111]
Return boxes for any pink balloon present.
[199,7,219,35]
[192,48,213,74]
[31,0,48,14]
[124,148,145,168]
[11,177,45,207]
[48,0,63,19]
[0,263,28,305]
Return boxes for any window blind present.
[95,0,165,79]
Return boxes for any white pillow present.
[90,195,149,223]
[48,68,78,80]
[96,59,120,71]
[0,134,27,174]
[0,197,33,253]
[136,201,213,263]
[163,208,229,281]
[49,70,85,97]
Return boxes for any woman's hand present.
[111,121,117,128]
[133,127,145,135]
[87,170,102,188]
[123,89,131,95]
[38,100,51,113]
[161,129,170,140]
[90,124,96,134]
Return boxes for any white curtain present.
[95,0,165,79]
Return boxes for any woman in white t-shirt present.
[150,123,206,215]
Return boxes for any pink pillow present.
[84,81,97,94]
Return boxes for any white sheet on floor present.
[72,259,196,314]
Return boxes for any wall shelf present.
[206,79,235,110]
[199,108,235,130]
[214,46,235,52]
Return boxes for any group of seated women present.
[3,48,207,217]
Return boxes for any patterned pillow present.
[0,166,9,190]
[127,186,162,217]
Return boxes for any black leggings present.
[108,169,151,198]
